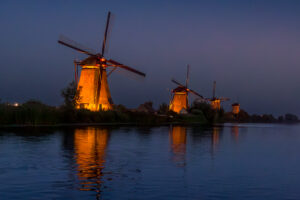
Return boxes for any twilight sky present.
[1,0,300,116]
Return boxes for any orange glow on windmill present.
[169,65,204,113]
[232,103,240,114]
[58,11,146,111]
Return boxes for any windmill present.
[231,96,240,114]
[58,11,146,111]
[231,103,240,115]
[206,81,229,110]
[169,65,204,113]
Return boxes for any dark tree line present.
[0,82,298,125]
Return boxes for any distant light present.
[100,58,106,62]
[13,102,19,107]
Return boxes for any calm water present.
[0,124,300,200]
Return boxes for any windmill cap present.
[79,56,100,66]
[173,86,188,93]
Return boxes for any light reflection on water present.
[1,124,300,199]
[74,128,109,199]
[170,126,187,167]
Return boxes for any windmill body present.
[76,64,112,111]
[75,56,113,111]
[58,12,145,111]
[169,86,188,113]
[169,65,203,113]
[232,103,240,114]
[76,65,101,111]
[97,69,113,110]
[211,98,221,110]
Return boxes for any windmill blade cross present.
[212,81,216,99]
[172,78,204,98]
[171,78,185,87]
[220,97,230,101]
[73,60,78,84]
[187,88,204,98]
[186,64,190,88]
[205,98,212,102]
[107,59,146,77]
[102,11,111,56]
[58,35,98,57]
[107,66,117,77]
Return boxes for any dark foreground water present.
[0,124,300,200]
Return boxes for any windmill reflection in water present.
[169,126,228,165]
[74,127,109,199]
[231,125,239,142]
[169,126,187,167]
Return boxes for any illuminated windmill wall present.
[169,87,188,113]
[232,103,240,114]
[58,12,146,111]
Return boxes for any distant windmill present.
[58,12,146,111]
[231,95,240,115]
[232,103,240,115]
[206,81,229,110]
[169,65,204,113]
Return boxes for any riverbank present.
[0,100,209,127]
[1,100,298,127]
[0,121,212,128]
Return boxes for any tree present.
[237,110,250,122]
[278,116,284,122]
[190,101,219,123]
[158,103,169,114]
[61,81,80,108]
[285,113,298,122]
[137,101,155,113]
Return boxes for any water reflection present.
[212,127,220,152]
[2,125,299,199]
[74,127,109,199]
[169,126,187,167]
[231,125,239,142]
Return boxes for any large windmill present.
[206,81,229,110]
[58,12,146,111]
[169,65,203,113]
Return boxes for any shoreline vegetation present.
[0,100,298,127]
[0,82,298,127]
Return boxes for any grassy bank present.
[1,100,297,127]
[0,100,212,126]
